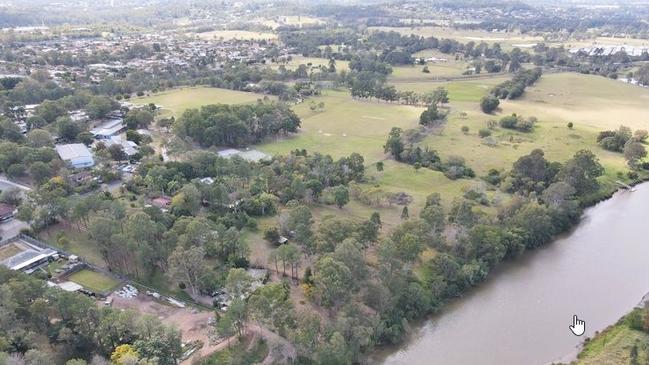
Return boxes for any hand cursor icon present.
[569,315,585,336]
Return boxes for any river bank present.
[375,181,649,365]
[570,307,649,364]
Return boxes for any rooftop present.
[0,236,57,272]
[55,143,93,161]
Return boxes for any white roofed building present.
[55,143,95,169]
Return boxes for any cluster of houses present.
[54,113,139,171]
[2,30,289,87]
[569,45,649,57]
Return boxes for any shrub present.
[461,126,469,134]
[499,114,536,132]
[567,122,573,129]
[478,128,492,138]
[480,95,500,113]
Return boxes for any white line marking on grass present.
[363,115,385,120]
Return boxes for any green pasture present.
[257,90,423,164]
[134,87,273,117]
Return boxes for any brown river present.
[377,182,649,365]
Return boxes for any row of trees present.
[490,67,543,100]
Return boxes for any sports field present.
[134,87,273,117]
[68,269,120,293]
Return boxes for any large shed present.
[55,143,95,169]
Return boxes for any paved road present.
[0,178,32,192]
[1,218,29,239]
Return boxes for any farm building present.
[0,235,58,273]
[56,143,95,169]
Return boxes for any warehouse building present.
[55,143,95,169]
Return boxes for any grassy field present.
[500,73,649,131]
[190,30,277,41]
[366,160,478,213]
[391,76,510,101]
[68,268,120,293]
[418,73,637,178]
[258,90,423,163]
[134,87,273,117]
[576,309,649,364]
[390,50,471,81]
[40,227,106,268]
[256,72,644,224]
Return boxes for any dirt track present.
[108,293,228,364]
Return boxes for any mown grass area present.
[365,160,475,213]
[134,87,273,117]
[257,90,424,164]
[420,103,629,178]
[576,309,649,365]
[500,72,649,131]
[68,268,120,293]
[391,76,510,102]
[415,73,640,182]
[390,50,470,81]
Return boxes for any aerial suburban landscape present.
[0,0,649,364]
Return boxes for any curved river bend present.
[378,182,649,365]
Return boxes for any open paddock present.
[499,72,649,131]
[257,90,423,164]
[134,87,273,117]
[392,76,510,102]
